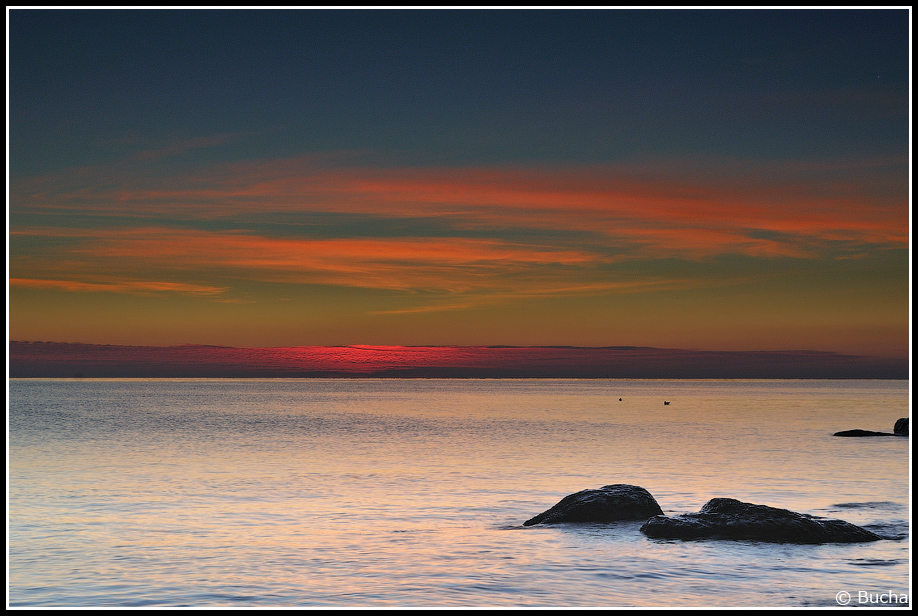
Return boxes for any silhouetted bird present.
[663,401,670,405]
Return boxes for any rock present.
[640,498,882,543]
[523,484,664,526]
[834,418,909,437]
[833,429,896,437]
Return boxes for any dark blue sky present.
[11,9,908,173]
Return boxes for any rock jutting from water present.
[834,417,909,437]
[523,484,664,526]
[834,429,896,437]
[639,498,883,544]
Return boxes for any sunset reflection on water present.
[9,379,909,607]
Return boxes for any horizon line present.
[8,340,908,380]
[8,339,908,355]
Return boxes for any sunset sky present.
[8,8,911,357]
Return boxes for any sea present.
[7,378,911,608]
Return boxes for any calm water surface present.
[8,379,911,607]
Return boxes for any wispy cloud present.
[128,132,252,162]
[9,277,228,296]
[9,152,907,306]
[10,220,763,315]
[12,154,906,259]
[11,226,608,295]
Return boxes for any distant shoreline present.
[8,341,909,380]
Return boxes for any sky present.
[7,8,911,357]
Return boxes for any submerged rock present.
[523,484,664,526]
[640,498,882,544]
[833,429,896,437]
[894,417,908,436]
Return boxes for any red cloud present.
[12,155,906,258]
[9,153,907,300]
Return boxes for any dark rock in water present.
[523,484,664,526]
[640,498,882,543]
[834,418,909,437]
[834,429,896,437]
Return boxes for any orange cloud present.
[607,226,815,259]
[11,222,760,318]
[9,277,228,296]
[11,154,906,261]
[11,226,614,295]
[10,153,908,311]
[89,229,604,292]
